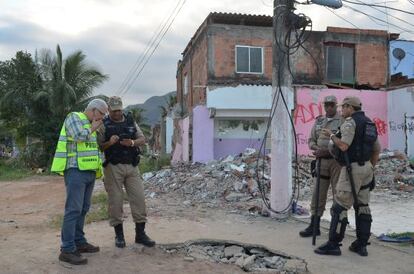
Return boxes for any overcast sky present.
[1,0,413,106]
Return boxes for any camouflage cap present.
[323,95,337,104]
[108,96,123,111]
[341,96,362,108]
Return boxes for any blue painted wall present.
[390,40,414,79]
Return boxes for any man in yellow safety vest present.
[51,99,108,265]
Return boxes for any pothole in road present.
[159,239,308,273]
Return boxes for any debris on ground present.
[143,149,414,214]
[159,239,308,273]
[377,233,414,243]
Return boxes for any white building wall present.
[387,86,414,156]
[165,116,173,154]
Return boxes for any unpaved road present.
[0,176,413,274]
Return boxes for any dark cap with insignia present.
[323,95,338,104]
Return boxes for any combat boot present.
[314,241,342,255]
[135,222,155,247]
[114,223,126,248]
[349,213,372,257]
[349,240,368,256]
[299,215,320,237]
[315,203,347,256]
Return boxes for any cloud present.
[1,0,413,107]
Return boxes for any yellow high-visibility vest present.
[51,112,102,178]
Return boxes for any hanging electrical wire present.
[324,6,361,29]
[255,4,313,215]
[343,4,414,34]
[117,0,185,96]
[342,0,414,15]
[118,0,187,98]
[352,0,414,29]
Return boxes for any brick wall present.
[356,43,388,88]
[207,25,273,83]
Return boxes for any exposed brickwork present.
[191,34,208,106]
[177,21,390,112]
[212,33,272,79]
[356,43,388,87]
[327,27,388,37]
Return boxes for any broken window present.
[215,119,267,138]
[236,46,263,74]
[325,44,355,84]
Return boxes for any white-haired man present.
[51,99,108,265]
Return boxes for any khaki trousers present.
[335,161,373,215]
[310,158,341,216]
[103,163,147,226]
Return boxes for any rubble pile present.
[375,151,414,191]
[143,149,274,208]
[160,240,308,273]
[142,149,414,209]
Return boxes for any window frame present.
[235,45,264,74]
[325,43,356,84]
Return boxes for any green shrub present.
[139,154,171,173]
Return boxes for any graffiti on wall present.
[294,88,389,155]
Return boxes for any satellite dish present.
[392,48,406,61]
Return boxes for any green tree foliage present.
[0,51,43,141]
[0,46,108,167]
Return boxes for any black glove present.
[369,175,376,191]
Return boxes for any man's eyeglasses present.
[94,109,105,116]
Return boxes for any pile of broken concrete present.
[159,239,308,273]
[142,149,414,212]
[143,149,273,210]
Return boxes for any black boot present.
[349,240,368,256]
[314,241,342,255]
[315,203,347,256]
[135,222,155,247]
[114,223,126,248]
[299,215,321,237]
[349,214,371,256]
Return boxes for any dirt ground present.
[0,176,413,274]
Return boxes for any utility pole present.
[271,0,294,215]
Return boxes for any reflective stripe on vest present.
[51,112,102,178]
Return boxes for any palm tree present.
[35,45,108,119]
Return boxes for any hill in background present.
[126,91,176,126]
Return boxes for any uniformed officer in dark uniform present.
[98,96,155,248]
[300,95,342,238]
[314,96,380,257]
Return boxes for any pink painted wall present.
[294,88,388,155]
